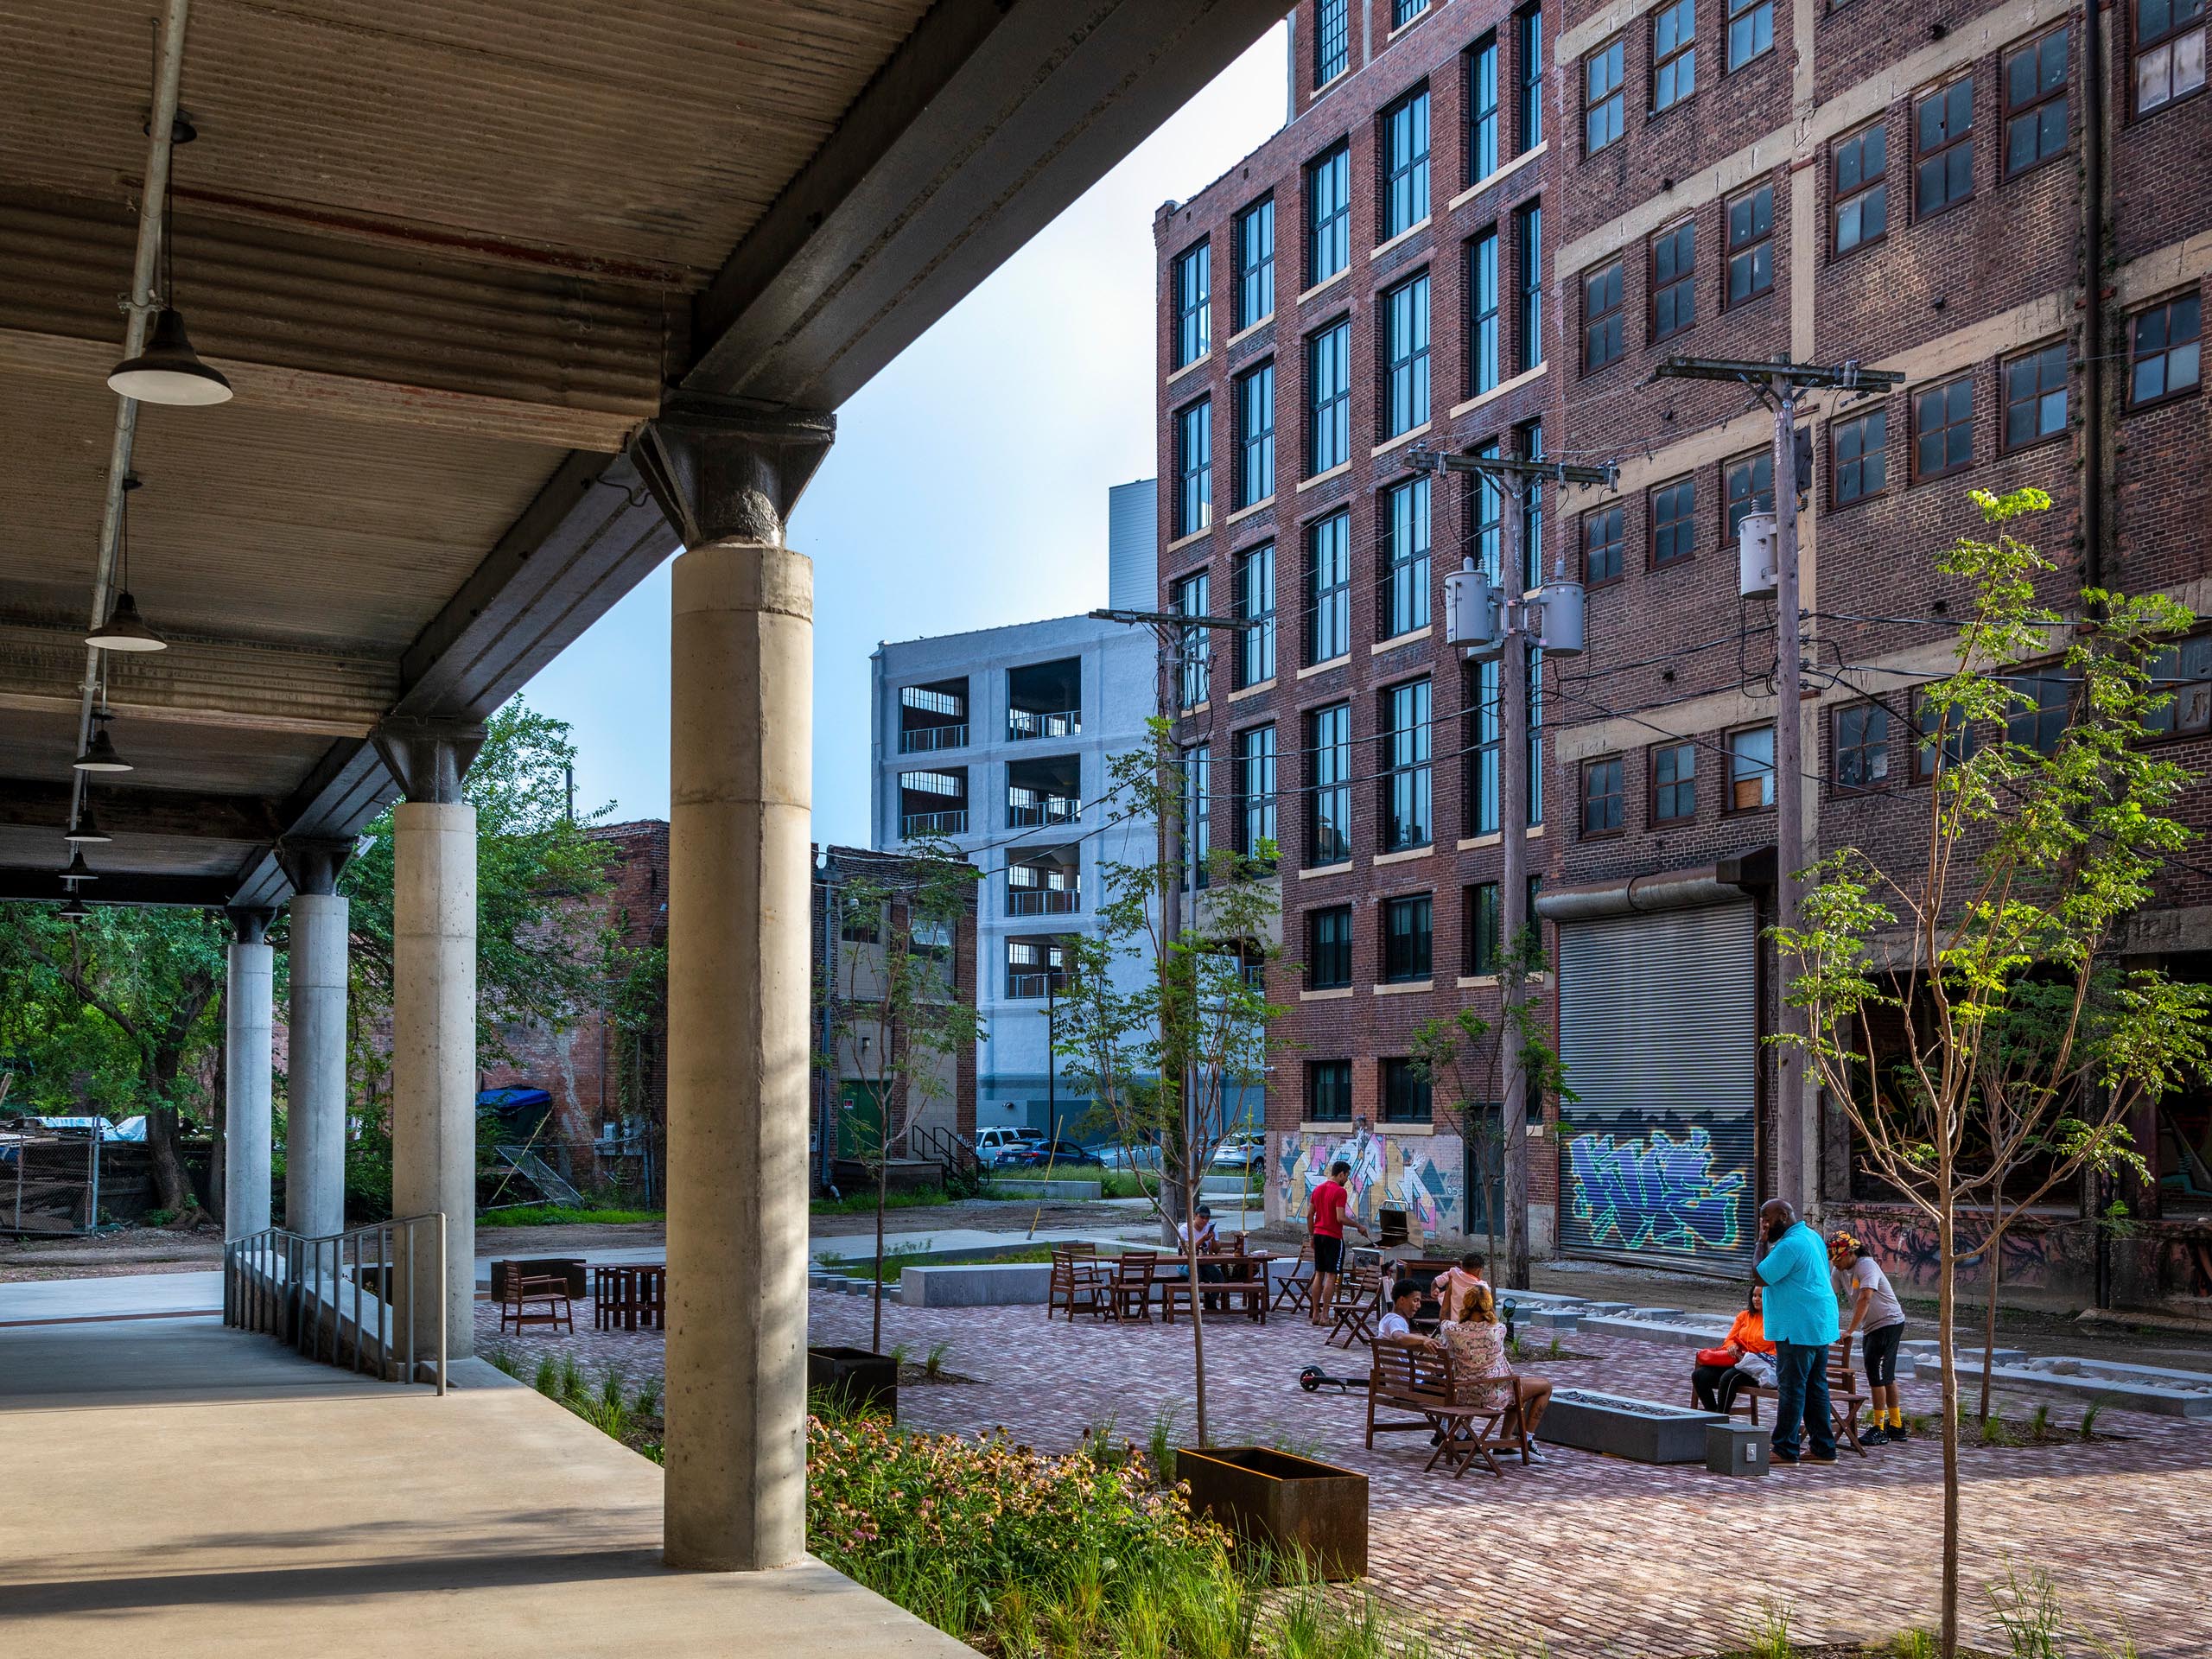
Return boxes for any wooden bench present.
[1724,1339,1868,1456]
[1365,1336,1527,1478]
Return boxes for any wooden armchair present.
[1109,1251,1158,1322]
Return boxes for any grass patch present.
[810,1187,952,1215]
[479,1204,663,1228]
[828,1241,1068,1286]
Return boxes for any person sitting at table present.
[1691,1281,1777,1414]
[1441,1283,1552,1459]
[1376,1278,1425,1340]
[1429,1251,1489,1324]
[1177,1204,1226,1310]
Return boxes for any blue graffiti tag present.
[1567,1128,1748,1255]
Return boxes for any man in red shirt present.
[1306,1160,1370,1326]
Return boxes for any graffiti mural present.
[1567,1126,1749,1256]
[1274,1121,1463,1239]
[1832,1205,2077,1293]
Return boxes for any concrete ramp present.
[0,1318,973,1657]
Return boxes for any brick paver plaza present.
[480,1291,2208,1657]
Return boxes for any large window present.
[2140,631,2212,738]
[2003,29,2069,176]
[1468,437,1503,581]
[1308,701,1353,865]
[1834,122,1888,253]
[1470,228,1501,394]
[1383,87,1432,237]
[1653,0,1697,111]
[1381,476,1432,638]
[1834,409,1887,504]
[1583,504,1624,585]
[1235,363,1275,507]
[2003,344,2068,449]
[1173,572,1211,709]
[1650,219,1695,340]
[1915,686,1977,779]
[1306,510,1351,665]
[1834,702,1891,790]
[1308,906,1353,989]
[1173,241,1210,368]
[2132,0,2204,115]
[1726,0,1772,71]
[1309,319,1352,473]
[1382,678,1433,850]
[1234,541,1276,688]
[1381,1059,1432,1124]
[2007,674,2071,754]
[1516,8,1545,152]
[1583,258,1624,371]
[1234,197,1275,329]
[1914,78,1975,217]
[1466,881,1503,975]
[1514,420,1546,593]
[1726,183,1774,306]
[1236,724,1278,855]
[1181,743,1210,887]
[1725,449,1772,538]
[1173,400,1211,537]
[1468,35,1500,181]
[1309,1058,1353,1122]
[1382,273,1432,436]
[1382,893,1433,982]
[1913,376,1974,481]
[1395,0,1428,25]
[1652,475,1697,565]
[1580,754,1624,836]
[2128,294,2201,406]
[1651,741,1696,823]
[1465,643,1542,832]
[1307,143,1351,285]
[1585,38,1626,154]
[1315,0,1350,86]
[1515,201,1544,371]
[1726,724,1775,811]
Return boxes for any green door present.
[836,1082,887,1160]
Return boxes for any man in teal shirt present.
[1753,1199,1838,1463]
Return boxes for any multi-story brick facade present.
[1161,0,2210,1309]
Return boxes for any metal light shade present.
[86,589,167,652]
[59,896,92,923]
[63,805,111,844]
[106,308,232,406]
[73,726,132,772]
[63,848,97,884]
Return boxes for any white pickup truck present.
[972,1126,1045,1167]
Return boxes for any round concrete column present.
[390,801,477,1364]
[224,938,275,1240]
[664,538,812,1573]
[284,893,349,1239]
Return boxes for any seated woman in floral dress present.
[1440,1283,1554,1454]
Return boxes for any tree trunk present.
[1977,1217,2004,1423]
[872,1147,887,1355]
[1185,1178,1208,1447]
[143,1106,196,1216]
[1937,1192,1961,1659]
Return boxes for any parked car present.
[997,1139,1103,1170]
[1091,1140,1162,1172]
[972,1126,1045,1167]
[1209,1131,1267,1172]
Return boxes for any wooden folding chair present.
[1047,1243,1106,1321]
[1326,1265,1383,1349]
[1109,1251,1158,1322]
[1271,1243,1315,1313]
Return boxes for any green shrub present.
[478,1204,663,1228]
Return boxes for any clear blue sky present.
[522,25,1288,846]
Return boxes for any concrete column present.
[664,537,814,1573]
[223,909,275,1241]
[389,799,478,1364]
[283,892,349,1239]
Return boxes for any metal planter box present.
[1176,1446,1367,1580]
[1535,1389,1725,1464]
[807,1345,898,1416]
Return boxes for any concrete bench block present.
[1537,1389,1726,1464]
[985,1179,1104,1200]
[1582,1313,1732,1350]
[900,1262,1057,1308]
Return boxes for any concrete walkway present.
[0,1318,972,1657]
[0,1268,223,1324]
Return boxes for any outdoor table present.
[1154,1251,1273,1324]
[592,1262,668,1332]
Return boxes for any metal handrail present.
[223,1213,448,1395]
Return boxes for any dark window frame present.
[1724,181,1775,308]
[1724,721,1777,815]
[2126,291,2202,410]
[1515,201,1544,372]
[2130,0,2206,118]
[1649,218,1696,342]
[1585,36,1627,156]
[1467,33,1501,184]
[1306,143,1352,288]
[1173,571,1211,709]
[1913,75,1977,220]
[1911,373,1976,483]
[1308,317,1353,474]
[1831,407,1889,506]
[1233,196,1275,330]
[1913,684,1979,780]
[1380,1056,1433,1124]
[1580,753,1626,837]
[1307,698,1354,866]
[1832,700,1893,793]
[1465,880,1503,976]
[1469,227,1502,394]
[1234,540,1277,689]
[1173,398,1211,537]
[1582,257,1625,372]
[2001,340,2069,452]
[1308,1058,1354,1123]
[1173,240,1211,369]
[1382,85,1433,238]
[1382,892,1435,983]
[1649,739,1697,824]
[2001,26,2071,180]
[1583,502,1624,587]
[1380,677,1434,851]
[1724,448,1774,539]
[1315,0,1351,87]
[1650,474,1698,567]
[1515,6,1545,154]
[1235,361,1276,508]
[1652,0,1697,113]
[1831,120,1889,256]
[1307,905,1354,990]
[1382,270,1433,438]
[1379,475,1433,639]
[1306,510,1353,666]
[1726,0,1775,72]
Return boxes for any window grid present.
[1383,88,1432,237]
[1382,678,1433,851]
[1382,894,1433,983]
[1651,475,1697,565]
[2007,674,2071,754]
[1236,364,1275,508]
[1726,723,1776,812]
[1173,242,1211,368]
[1470,229,1502,394]
[1586,39,1626,155]
[1726,183,1774,307]
[1236,724,1279,855]
[1309,320,1352,473]
[1583,259,1624,371]
[1914,78,1975,218]
[1182,743,1210,888]
[1914,686,1978,779]
[2003,29,2069,176]
[1381,1057,1431,1123]
[1307,512,1352,665]
[1583,504,1624,586]
[1308,701,1353,866]
[1173,572,1211,709]
[1464,656,1500,835]
[1383,273,1432,437]
[1234,198,1275,329]
[1834,123,1889,253]
[1466,881,1502,976]
[2002,344,2068,450]
[1580,754,1624,836]
[1308,144,1351,286]
[1316,0,1350,86]
[1653,0,1697,111]
[1727,0,1773,70]
[1235,542,1276,689]
[1515,420,1545,594]
[2132,0,2204,115]
[1516,8,1545,152]
[1309,1058,1353,1122]
[1381,476,1433,639]
[1912,376,1975,481]
[1725,451,1773,539]
[1834,409,1888,504]
[1308,906,1353,990]
[1468,35,1500,182]
[1395,0,1428,26]
[2128,294,2202,407]
[1515,203,1544,372]
[1649,219,1695,340]
[1173,399,1211,537]
[1834,702,1891,791]
[1650,741,1696,823]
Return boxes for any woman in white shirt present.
[1832,1231,1910,1444]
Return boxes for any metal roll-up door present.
[1554,901,1759,1274]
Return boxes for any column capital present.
[274,837,355,898]
[631,395,835,550]
[225,906,276,945]
[372,719,486,805]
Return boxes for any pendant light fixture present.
[64,802,112,845]
[73,715,132,773]
[88,474,167,652]
[62,847,99,885]
[106,111,230,408]
[59,895,92,924]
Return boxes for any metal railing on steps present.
[223,1214,448,1395]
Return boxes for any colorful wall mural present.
[1564,1123,1751,1262]
[1274,1122,1464,1239]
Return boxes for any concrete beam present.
[0,780,283,842]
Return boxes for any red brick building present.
[1160,0,2210,1308]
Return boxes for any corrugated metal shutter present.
[1554,902,1759,1274]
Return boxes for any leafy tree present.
[1777,488,2211,1659]
[819,840,982,1353]
[1053,721,1281,1446]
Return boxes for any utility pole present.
[1413,445,1608,1290]
[1651,356,1903,1215]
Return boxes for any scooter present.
[1296,1363,1368,1395]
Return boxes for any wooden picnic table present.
[592,1262,667,1332]
[1149,1249,1273,1325]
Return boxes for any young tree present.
[1777,488,2211,1658]
[1054,723,1281,1446]
[820,841,982,1355]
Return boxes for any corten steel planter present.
[808,1345,898,1417]
[486,1258,587,1301]
[1175,1446,1368,1580]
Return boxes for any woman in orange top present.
[1691,1281,1777,1414]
